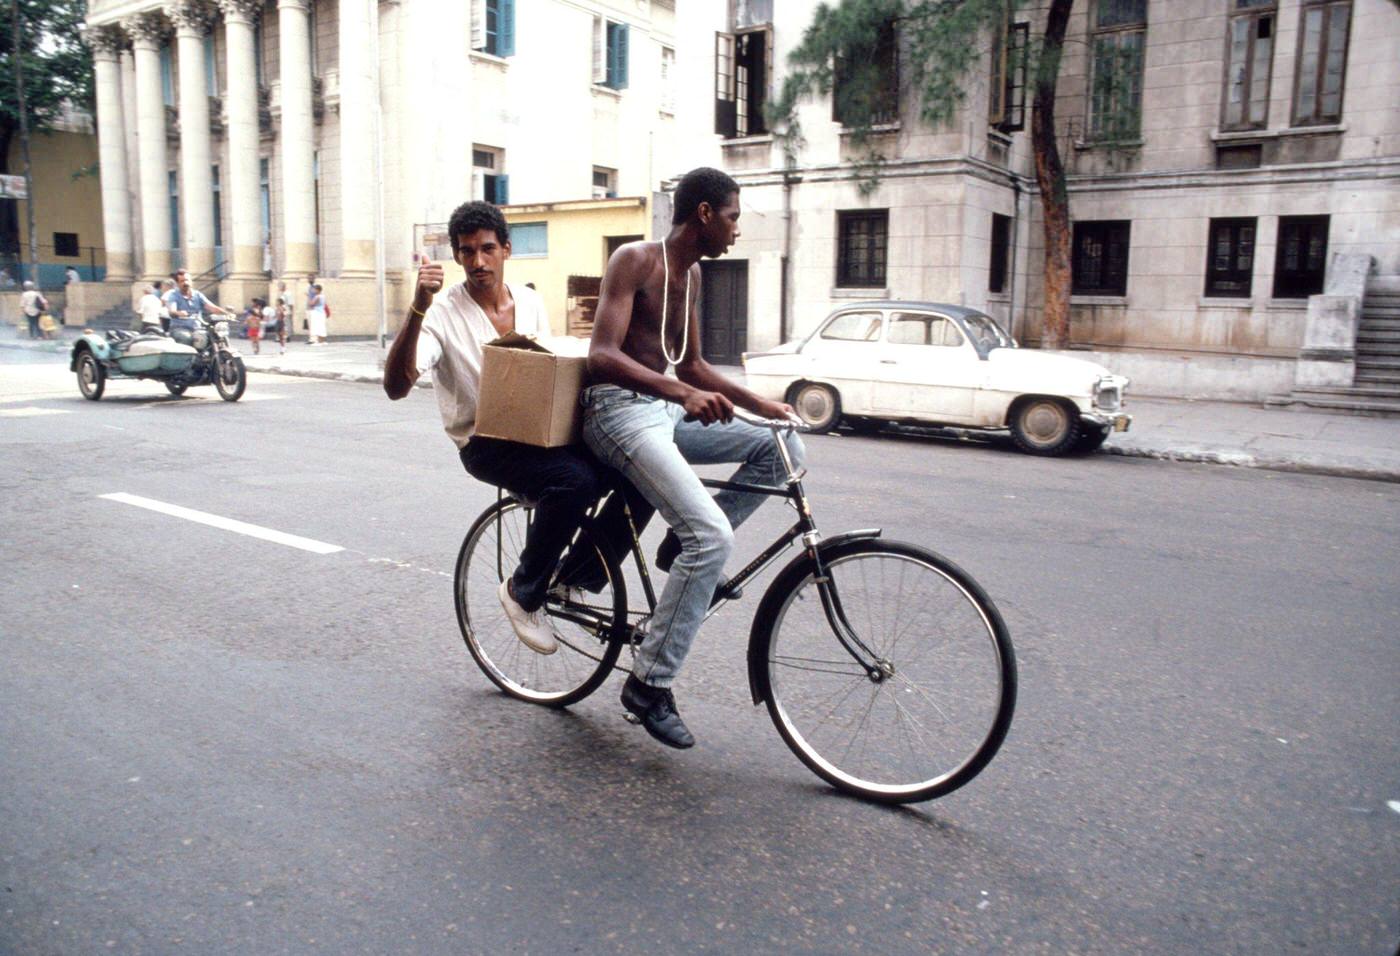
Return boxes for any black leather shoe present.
[620,675,695,749]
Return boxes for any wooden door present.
[698,259,748,366]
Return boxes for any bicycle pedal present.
[622,711,642,725]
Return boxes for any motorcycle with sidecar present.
[71,315,247,402]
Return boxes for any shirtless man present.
[584,166,804,749]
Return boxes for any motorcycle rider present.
[165,269,231,341]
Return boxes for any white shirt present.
[138,293,164,326]
[415,281,546,449]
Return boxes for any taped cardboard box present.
[474,332,588,448]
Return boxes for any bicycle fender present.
[745,528,882,705]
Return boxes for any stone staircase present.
[83,303,137,334]
[1269,276,1400,416]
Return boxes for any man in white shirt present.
[384,201,649,654]
[136,284,165,331]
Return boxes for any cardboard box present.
[475,332,588,447]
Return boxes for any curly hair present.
[447,201,510,252]
[672,167,739,224]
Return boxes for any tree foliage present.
[1,0,94,168]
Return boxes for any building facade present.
[673,0,1400,398]
[83,0,678,334]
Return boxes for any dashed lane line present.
[100,492,344,555]
[0,406,71,417]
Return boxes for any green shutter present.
[499,0,515,56]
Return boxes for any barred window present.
[1072,220,1131,296]
[836,211,889,288]
[1273,215,1329,298]
[1204,218,1256,298]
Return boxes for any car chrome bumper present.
[1082,411,1132,432]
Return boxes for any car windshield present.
[962,313,1013,351]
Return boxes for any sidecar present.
[71,329,198,401]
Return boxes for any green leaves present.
[1,0,94,144]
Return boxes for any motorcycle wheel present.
[165,380,188,396]
[77,352,106,401]
[213,351,247,402]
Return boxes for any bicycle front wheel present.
[757,539,1015,803]
[455,500,626,707]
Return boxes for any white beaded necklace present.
[659,238,690,367]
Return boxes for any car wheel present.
[1009,397,1080,456]
[788,382,841,434]
[77,352,105,401]
[165,380,188,396]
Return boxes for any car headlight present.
[1094,379,1121,411]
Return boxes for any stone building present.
[81,0,678,334]
[673,0,1400,401]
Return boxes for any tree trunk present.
[1031,0,1074,350]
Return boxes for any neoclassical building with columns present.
[84,0,679,333]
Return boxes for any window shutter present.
[470,0,486,51]
[715,32,737,136]
[494,174,510,205]
[592,17,606,84]
[472,169,485,202]
[498,0,515,56]
[616,23,629,89]
[988,11,1008,126]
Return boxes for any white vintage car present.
[743,301,1131,456]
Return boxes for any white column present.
[168,1,216,276]
[124,12,173,281]
[277,0,317,277]
[219,0,264,280]
[338,0,376,276]
[90,26,134,281]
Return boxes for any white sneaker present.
[498,579,558,655]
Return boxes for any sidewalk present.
[7,332,1399,482]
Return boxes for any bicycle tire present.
[455,499,626,707]
[752,538,1016,804]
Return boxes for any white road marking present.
[1388,800,1400,815]
[0,406,70,417]
[100,493,344,554]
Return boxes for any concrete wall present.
[7,126,106,285]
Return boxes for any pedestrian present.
[0,267,15,289]
[245,298,264,354]
[19,281,48,339]
[260,297,281,354]
[136,284,165,333]
[276,281,293,353]
[157,279,174,332]
[306,283,327,345]
[65,266,80,286]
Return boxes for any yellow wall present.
[423,196,649,337]
[6,128,105,282]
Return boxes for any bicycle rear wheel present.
[455,499,626,707]
[756,539,1015,803]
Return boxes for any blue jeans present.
[582,384,805,688]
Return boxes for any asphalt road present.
[3,354,1397,955]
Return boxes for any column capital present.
[122,11,170,49]
[88,24,129,60]
[217,0,264,26]
[165,0,216,36]
[277,0,312,11]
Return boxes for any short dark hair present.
[672,167,739,224]
[448,200,510,252]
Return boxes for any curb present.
[245,364,431,388]
[1101,444,1400,484]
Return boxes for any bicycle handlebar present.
[732,406,809,433]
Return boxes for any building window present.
[1222,1,1274,130]
[1088,0,1146,142]
[731,0,773,29]
[204,34,217,97]
[989,213,1011,294]
[168,170,180,265]
[593,18,629,90]
[1292,1,1350,126]
[52,232,79,257]
[1071,220,1131,296]
[472,0,515,58]
[510,222,547,257]
[160,44,175,107]
[833,19,898,126]
[1273,215,1329,298]
[592,166,617,200]
[259,158,271,245]
[211,165,222,253]
[253,20,265,84]
[989,17,1029,132]
[715,19,772,139]
[473,146,509,204]
[1204,217,1256,298]
[836,210,889,289]
[660,46,675,113]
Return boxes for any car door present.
[871,312,980,422]
[799,309,885,415]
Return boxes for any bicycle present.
[453,410,1016,804]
